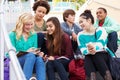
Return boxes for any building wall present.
[86,0,120,23]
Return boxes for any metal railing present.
[75,0,92,22]
[0,5,4,80]
[0,0,26,80]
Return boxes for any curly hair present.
[33,0,50,14]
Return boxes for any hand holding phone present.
[27,47,35,52]
[87,42,96,54]
[34,48,41,52]
[33,48,41,55]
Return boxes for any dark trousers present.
[107,31,118,52]
[46,59,70,80]
[84,52,110,78]
[37,32,47,54]
[71,40,78,53]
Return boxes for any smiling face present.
[23,22,34,33]
[79,16,91,30]
[96,8,107,21]
[35,6,47,20]
[46,21,55,35]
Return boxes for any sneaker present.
[29,77,36,80]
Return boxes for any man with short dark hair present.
[61,9,82,54]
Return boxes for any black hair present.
[98,7,107,13]
[80,10,94,24]
[33,0,50,14]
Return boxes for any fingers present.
[37,52,44,57]
[48,56,54,60]
[89,49,96,55]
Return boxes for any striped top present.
[77,27,115,57]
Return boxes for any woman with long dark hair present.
[45,17,73,80]
[77,10,113,80]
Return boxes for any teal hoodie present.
[94,16,120,33]
[94,16,120,45]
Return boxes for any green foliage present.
[69,0,86,10]
[76,0,86,5]
[72,0,86,10]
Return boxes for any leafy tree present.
[76,0,86,5]
[66,0,86,10]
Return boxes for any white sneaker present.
[29,77,37,80]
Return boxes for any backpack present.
[4,58,10,80]
[109,55,120,80]
[69,59,86,80]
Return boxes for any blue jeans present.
[107,31,118,52]
[18,52,46,80]
[34,56,46,80]
[46,59,69,80]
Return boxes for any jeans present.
[46,59,69,80]
[34,57,46,80]
[18,52,46,80]
[107,31,118,52]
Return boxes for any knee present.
[36,57,44,63]
[26,52,36,60]
[46,61,53,69]
[111,31,117,34]
[109,31,117,37]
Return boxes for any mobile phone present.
[34,48,41,52]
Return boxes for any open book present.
[17,51,28,57]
